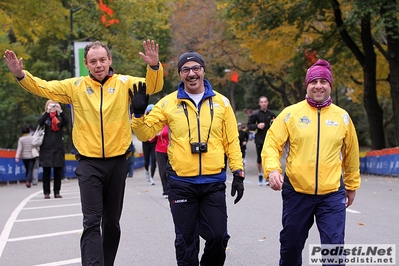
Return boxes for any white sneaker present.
[264,179,270,186]
[149,177,155,185]
[145,171,150,182]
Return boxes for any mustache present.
[186,75,199,82]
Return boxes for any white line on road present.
[0,190,42,258]
[23,203,81,210]
[8,229,82,242]
[15,213,82,222]
[346,208,361,213]
[33,258,81,266]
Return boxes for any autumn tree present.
[0,0,173,149]
[220,0,398,149]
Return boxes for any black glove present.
[129,81,149,116]
[231,171,244,204]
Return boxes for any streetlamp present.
[70,3,91,77]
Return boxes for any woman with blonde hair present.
[37,100,69,199]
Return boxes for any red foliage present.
[98,0,120,26]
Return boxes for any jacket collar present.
[89,66,115,84]
[176,79,216,100]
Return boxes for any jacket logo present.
[299,116,311,124]
[172,199,187,204]
[325,120,338,126]
[284,113,291,122]
[342,114,349,125]
[85,87,94,95]
[108,88,115,94]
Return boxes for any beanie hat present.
[145,104,154,115]
[305,59,333,87]
[177,51,205,72]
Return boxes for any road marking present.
[30,196,80,202]
[346,208,361,213]
[8,229,82,242]
[0,190,42,258]
[33,258,81,266]
[23,203,81,210]
[15,213,82,222]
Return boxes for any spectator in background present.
[15,125,35,188]
[155,125,169,198]
[142,104,157,185]
[29,124,40,186]
[247,96,275,186]
[38,100,69,199]
[127,136,136,178]
[262,59,361,265]
[238,122,249,166]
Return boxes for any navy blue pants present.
[22,158,35,184]
[279,186,346,266]
[75,155,128,266]
[168,178,230,266]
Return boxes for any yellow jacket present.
[18,66,163,158]
[262,100,360,195]
[132,80,243,180]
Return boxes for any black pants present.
[75,155,128,266]
[155,151,169,195]
[169,178,230,266]
[42,167,62,195]
[142,141,157,177]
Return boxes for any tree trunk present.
[361,18,386,150]
[381,0,399,146]
[331,0,385,150]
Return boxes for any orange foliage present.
[98,0,120,26]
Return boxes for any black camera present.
[191,142,208,154]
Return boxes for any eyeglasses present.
[180,65,203,75]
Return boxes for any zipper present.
[196,111,202,176]
[314,108,321,194]
[100,85,105,158]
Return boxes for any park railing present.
[0,149,144,184]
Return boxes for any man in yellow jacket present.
[130,51,244,266]
[262,59,361,266]
[3,40,163,266]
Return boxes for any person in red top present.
[142,104,157,185]
[155,125,169,198]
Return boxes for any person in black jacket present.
[38,100,69,199]
[247,96,275,185]
[238,123,249,166]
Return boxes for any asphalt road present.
[0,142,398,266]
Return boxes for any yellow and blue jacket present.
[132,79,243,183]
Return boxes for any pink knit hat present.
[305,59,333,87]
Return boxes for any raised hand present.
[138,39,159,66]
[3,50,25,78]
